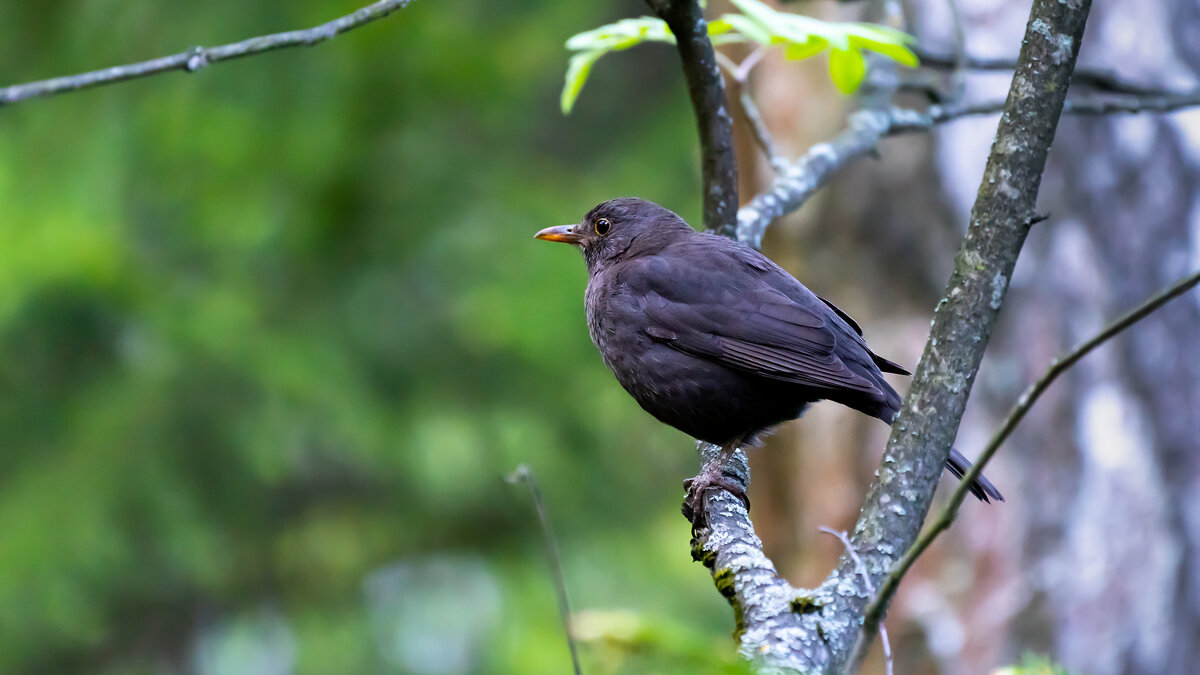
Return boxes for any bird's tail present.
[945,448,1004,503]
[865,361,1003,503]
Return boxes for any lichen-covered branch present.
[687,443,846,672]
[841,1,1094,670]
[0,0,415,107]
[645,0,739,236]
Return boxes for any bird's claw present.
[681,473,750,533]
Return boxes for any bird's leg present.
[681,441,750,530]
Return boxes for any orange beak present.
[534,224,583,245]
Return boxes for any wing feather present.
[620,236,897,397]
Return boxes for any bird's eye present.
[595,218,611,235]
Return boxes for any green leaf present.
[820,24,851,51]
[783,36,826,61]
[828,47,866,94]
[715,14,772,45]
[846,25,919,67]
[848,23,915,45]
[727,0,780,26]
[707,18,733,36]
[849,35,918,67]
[565,17,673,52]
[561,49,604,115]
[729,0,821,46]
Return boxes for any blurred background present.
[1,1,1197,674]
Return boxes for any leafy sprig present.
[561,0,918,113]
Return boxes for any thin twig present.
[819,527,893,675]
[734,47,768,84]
[913,45,1185,98]
[1062,92,1200,115]
[713,51,740,78]
[715,48,786,174]
[738,89,789,174]
[0,0,415,107]
[507,465,583,675]
[863,267,1200,631]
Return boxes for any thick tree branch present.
[842,1,1093,670]
[0,0,414,108]
[646,0,739,236]
[819,527,893,675]
[866,266,1200,627]
[686,444,846,670]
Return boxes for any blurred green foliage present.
[0,1,747,672]
[994,653,1073,675]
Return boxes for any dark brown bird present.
[536,197,1002,520]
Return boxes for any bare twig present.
[737,89,789,174]
[0,0,415,108]
[913,45,1185,98]
[715,48,785,173]
[1062,92,1200,115]
[507,465,583,675]
[819,527,892,675]
[646,0,739,236]
[734,47,768,84]
[864,267,1200,629]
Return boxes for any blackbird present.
[536,197,1002,521]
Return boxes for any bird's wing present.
[818,294,910,375]
[625,250,885,396]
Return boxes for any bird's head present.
[535,197,693,270]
